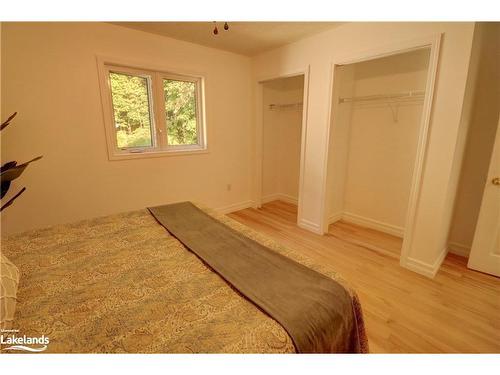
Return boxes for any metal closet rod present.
[268,102,303,110]
[339,90,426,104]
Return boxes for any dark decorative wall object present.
[0,112,43,212]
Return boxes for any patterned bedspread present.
[1,206,367,353]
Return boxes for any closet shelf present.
[268,102,303,111]
[339,90,425,104]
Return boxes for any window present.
[99,61,206,159]
[109,71,155,149]
[163,77,199,147]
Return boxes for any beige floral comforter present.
[1,206,367,353]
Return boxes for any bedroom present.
[1,0,499,372]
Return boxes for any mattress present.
[1,205,367,353]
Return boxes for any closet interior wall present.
[262,75,304,205]
[327,49,431,239]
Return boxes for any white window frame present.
[97,57,207,160]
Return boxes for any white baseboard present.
[217,201,454,278]
[217,201,452,278]
[261,193,298,205]
[261,194,279,204]
[448,242,470,258]
[298,218,322,235]
[328,212,343,224]
[402,247,448,278]
[340,211,405,237]
[216,200,254,214]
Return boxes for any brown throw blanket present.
[149,202,364,353]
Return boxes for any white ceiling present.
[112,22,343,56]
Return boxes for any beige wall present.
[342,49,429,230]
[253,22,475,275]
[262,76,303,202]
[1,22,253,235]
[326,64,355,220]
[448,23,500,255]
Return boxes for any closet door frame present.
[322,34,442,268]
[254,67,310,228]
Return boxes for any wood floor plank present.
[228,200,500,353]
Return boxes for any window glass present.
[164,79,198,146]
[109,72,154,148]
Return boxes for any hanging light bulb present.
[212,22,229,36]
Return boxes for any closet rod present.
[339,90,425,104]
[268,102,303,110]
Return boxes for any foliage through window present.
[101,63,206,159]
[164,79,198,146]
[110,72,154,149]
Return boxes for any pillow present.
[0,254,20,330]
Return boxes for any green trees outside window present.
[110,72,153,148]
[164,79,198,146]
[109,71,199,149]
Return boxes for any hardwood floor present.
[228,200,500,353]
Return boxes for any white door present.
[468,117,500,277]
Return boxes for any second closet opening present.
[326,48,432,257]
[261,75,305,210]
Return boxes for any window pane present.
[164,79,198,145]
[109,72,154,148]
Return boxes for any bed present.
[1,203,368,353]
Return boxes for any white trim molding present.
[341,212,405,238]
[217,198,455,278]
[216,200,254,215]
[402,247,448,278]
[448,242,471,258]
[327,211,404,237]
[261,194,298,205]
[298,218,323,235]
[328,212,343,224]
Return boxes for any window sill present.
[108,147,209,161]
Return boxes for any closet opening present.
[325,47,434,260]
[256,73,307,224]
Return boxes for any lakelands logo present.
[1,329,49,352]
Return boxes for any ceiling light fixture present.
[213,22,229,35]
